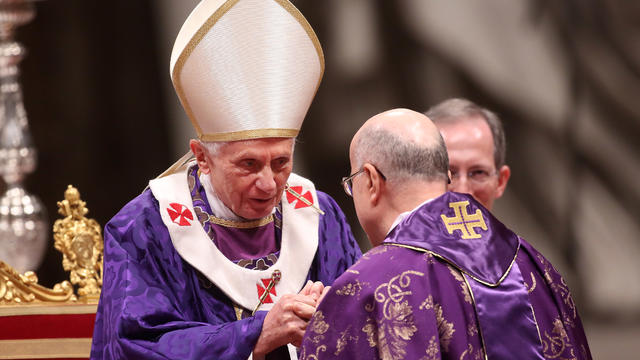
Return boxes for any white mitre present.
[170,0,324,142]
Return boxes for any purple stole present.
[384,192,545,359]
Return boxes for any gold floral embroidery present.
[419,295,434,310]
[335,325,358,355]
[310,311,329,334]
[335,279,369,298]
[420,335,440,360]
[434,303,455,353]
[361,270,424,360]
[542,317,576,359]
[363,245,390,259]
[419,295,456,354]
[363,317,378,347]
[306,311,329,345]
[459,343,484,360]
[538,254,577,322]
[447,265,472,304]
[467,323,478,337]
[423,252,436,264]
[301,344,327,360]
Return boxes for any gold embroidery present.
[335,279,368,298]
[419,295,434,310]
[362,270,424,360]
[310,311,329,335]
[301,344,327,360]
[386,243,519,288]
[448,265,473,304]
[538,254,577,321]
[524,272,537,293]
[440,200,488,239]
[305,311,330,345]
[208,214,273,229]
[423,252,436,264]
[334,326,358,356]
[434,303,455,352]
[346,269,360,274]
[467,323,478,337]
[459,343,485,360]
[362,317,378,347]
[364,245,390,259]
[542,317,576,359]
[420,335,440,360]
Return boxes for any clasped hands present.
[253,280,329,357]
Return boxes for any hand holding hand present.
[253,293,316,356]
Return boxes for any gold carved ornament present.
[53,185,103,302]
[0,185,103,304]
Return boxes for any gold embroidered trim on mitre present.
[208,214,274,229]
[200,129,300,142]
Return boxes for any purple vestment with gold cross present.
[300,191,592,360]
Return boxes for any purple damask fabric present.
[90,179,361,359]
[300,192,592,360]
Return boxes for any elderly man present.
[90,1,360,359]
[300,109,591,359]
[426,98,510,210]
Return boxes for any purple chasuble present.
[90,167,362,360]
[300,192,592,360]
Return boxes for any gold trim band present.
[385,243,520,288]
[199,129,299,142]
[0,303,97,317]
[209,214,274,229]
[0,338,92,359]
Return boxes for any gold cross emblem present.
[440,201,488,239]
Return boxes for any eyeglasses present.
[341,165,386,197]
[450,168,497,185]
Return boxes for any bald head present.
[350,108,449,184]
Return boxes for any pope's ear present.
[190,140,211,174]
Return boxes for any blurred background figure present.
[8,0,639,358]
[426,98,511,211]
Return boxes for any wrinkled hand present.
[253,281,328,356]
[253,293,316,356]
[300,280,331,305]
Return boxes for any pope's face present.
[205,138,294,220]
[438,116,508,210]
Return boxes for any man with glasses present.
[425,98,510,210]
[300,108,591,359]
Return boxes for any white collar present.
[199,171,243,221]
[387,197,435,236]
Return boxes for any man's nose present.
[450,176,471,194]
[255,166,277,193]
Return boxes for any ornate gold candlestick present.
[0,0,47,272]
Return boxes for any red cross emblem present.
[286,186,314,209]
[256,277,278,304]
[167,203,193,226]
